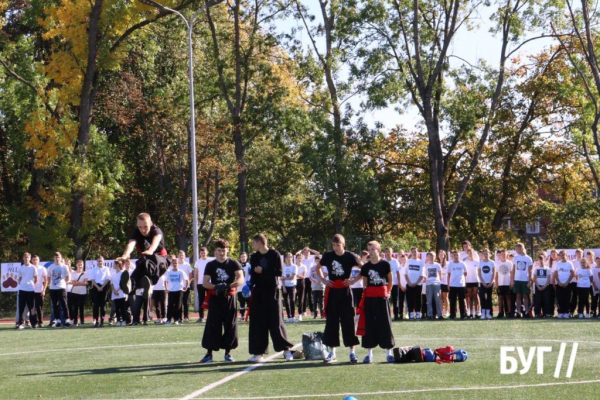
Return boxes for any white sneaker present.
[579,314,584,319]
[174,321,180,325]
[248,355,264,362]
[480,314,486,320]
[297,315,303,321]
[165,321,172,326]
[284,350,294,361]
[586,314,590,319]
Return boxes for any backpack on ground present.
[302,332,329,360]
[392,346,424,363]
[434,346,469,363]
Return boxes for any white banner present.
[1,263,21,292]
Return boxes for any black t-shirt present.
[360,260,391,287]
[129,225,166,255]
[319,250,360,281]
[249,249,282,288]
[204,258,242,285]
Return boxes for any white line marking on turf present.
[0,342,199,357]
[554,342,567,378]
[192,379,600,399]
[180,343,302,400]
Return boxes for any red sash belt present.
[356,286,389,336]
[202,287,236,310]
[323,280,349,318]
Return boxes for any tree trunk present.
[233,125,248,251]
[69,0,103,260]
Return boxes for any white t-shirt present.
[555,261,574,285]
[398,263,407,287]
[178,262,193,283]
[166,269,188,292]
[496,260,513,286]
[424,263,441,285]
[440,263,449,286]
[513,254,533,282]
[153,273,167,290]
[194,258,211,283]
[448,261,467,287]
[302,256,315,273]
[18,264,37,291]
[311,265,326,291]
[282,265,298,287]
[70,271,87,295]
[243,263,251,283]
[387,258,400,285]
[297,264,307,279]
[533,266,550,287]
[34,266,47,293]
[350,266,363,289]
[406,259,425,285]
[47,263,70,290]
[478,261,495,285]
[111,271,127,300]
[464,259,479,283]
[91,266,111,286]
[576,268,592,288]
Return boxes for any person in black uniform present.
[199,239,244,363]
[357,241,395,363]
[121,213,170,297]
[248,233,295,362]
[317,234,363,364]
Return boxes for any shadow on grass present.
[19,358,348,378]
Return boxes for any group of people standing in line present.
[13,213,600,364]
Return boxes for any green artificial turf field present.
[1,319,599,399]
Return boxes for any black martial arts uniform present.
[358,260,395,349]
[129,225,170,288]
[248,249,293,355]
[201,258,242,352]
[320,250,361,348]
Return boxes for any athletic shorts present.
[497,285,510,296]
[513,281,530,294]
[466,282,479,289]
[440,284,449,293]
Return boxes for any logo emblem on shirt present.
[498,263,510,275]
[331,260,344,276]
[368,270,386,285]
[216,268,230,282]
